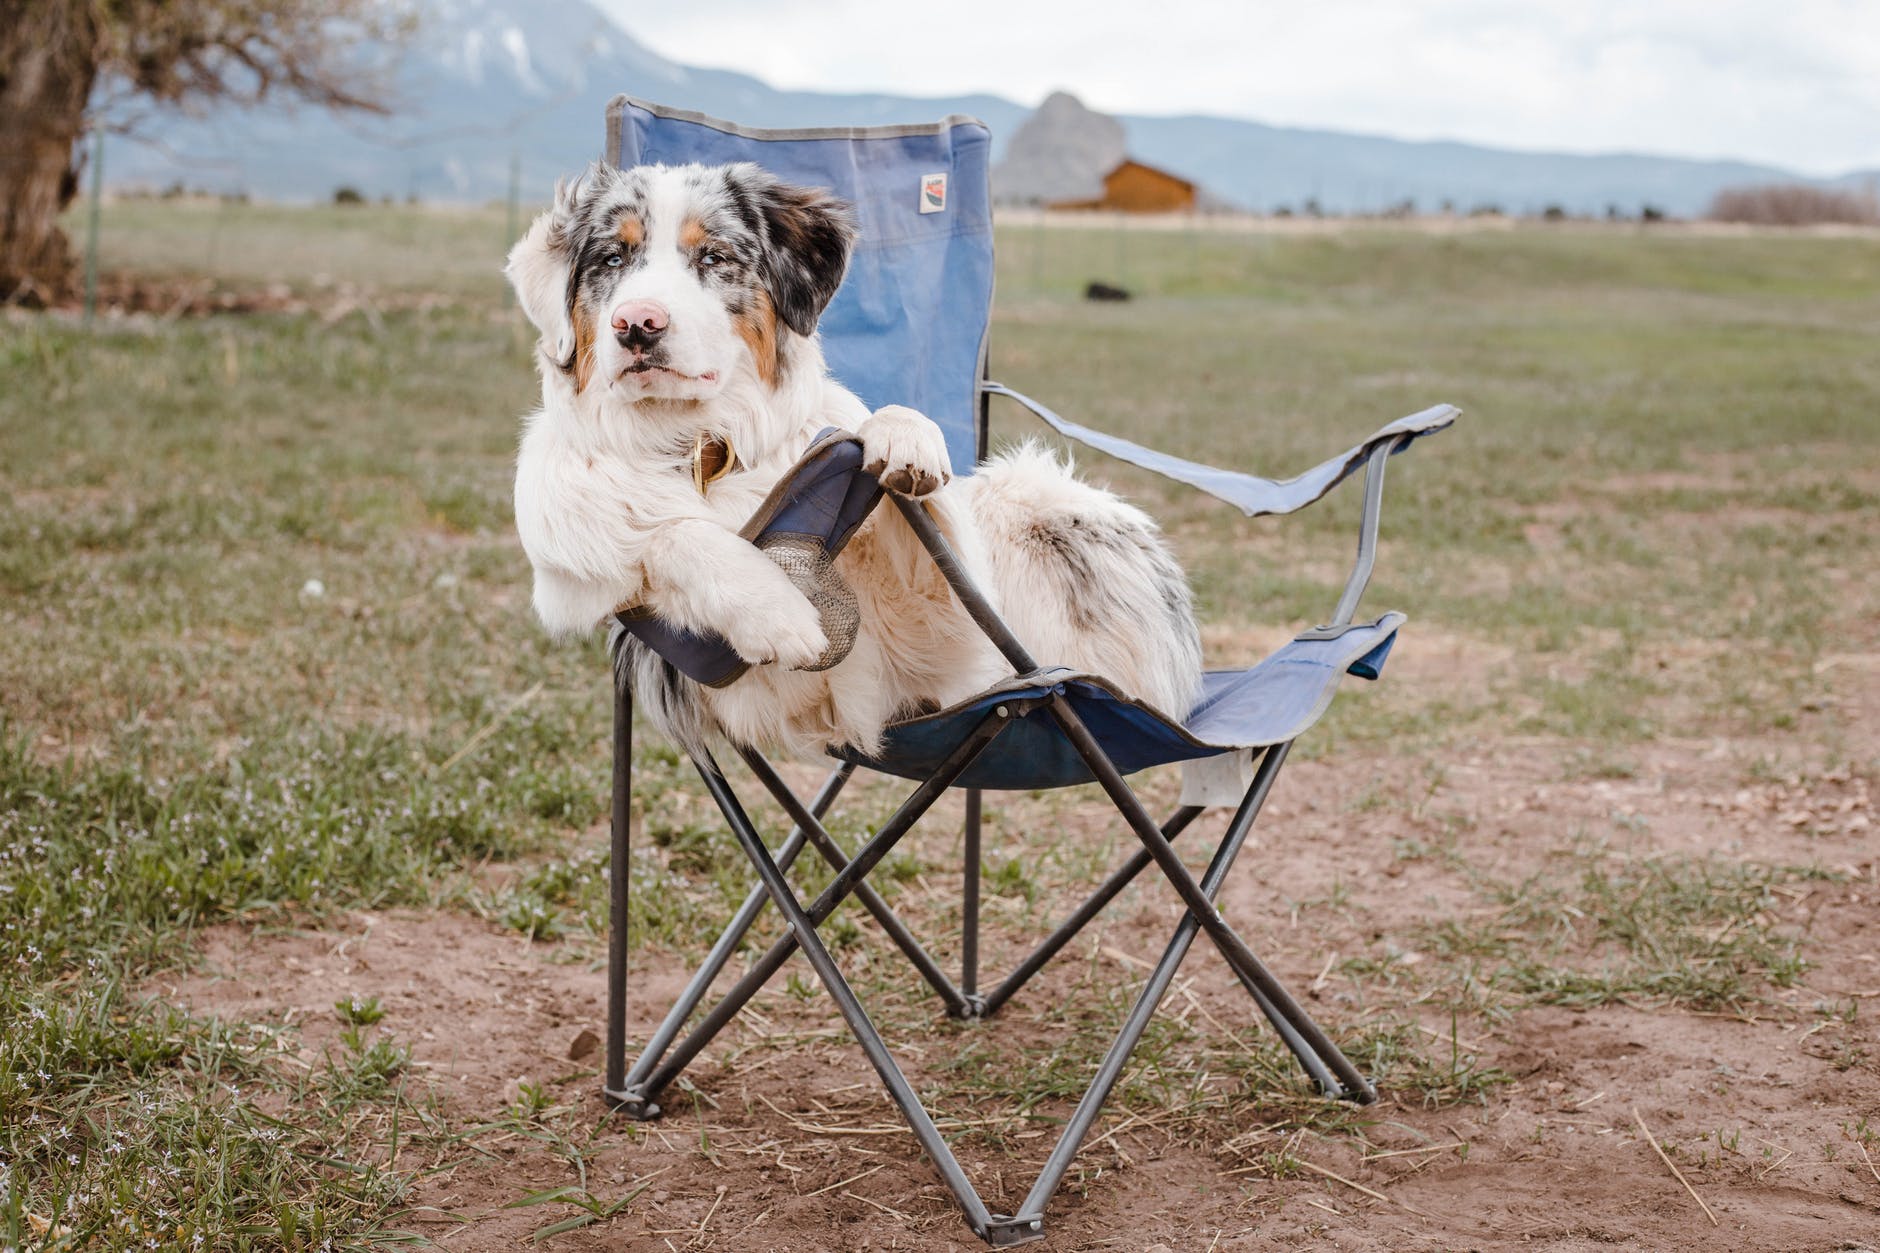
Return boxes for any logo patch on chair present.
[919,172,948,214]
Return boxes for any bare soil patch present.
[167,726,1880,1251]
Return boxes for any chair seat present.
[836,612,1403,790]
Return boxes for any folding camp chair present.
[596,95,1458,1246]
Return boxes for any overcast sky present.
[601,0,1880,176]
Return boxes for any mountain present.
[98,0,1028,204]
[992,91,1125,205]
[96,0,1874,217]
[1118,114,1835,216]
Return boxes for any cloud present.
[596,0,1880,174]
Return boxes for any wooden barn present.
[1050,159,1197,213]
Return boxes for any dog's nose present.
[611,300,669,350]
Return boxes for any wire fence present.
[71,132,536,314]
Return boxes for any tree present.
[0,1,408,303]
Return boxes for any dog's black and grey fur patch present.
[717,165,857,337]
[540,162,857,386]
[611,629,713,757]
[1020,510,1201,684]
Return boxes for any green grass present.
[932,991,1506,1154]
[1408,846,1819,1012]
[984,220,1879,751]
[4,203,1875,1243]
[80,197,523,300]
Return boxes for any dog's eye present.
[699,249,725,268]
[604,252,624,268]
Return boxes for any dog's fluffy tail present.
[965,441,1203,716]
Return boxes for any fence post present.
[83,130,103,327]
[1034,213,1045,294]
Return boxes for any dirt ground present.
[165,663,1880,1251]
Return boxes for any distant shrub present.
[1708,183,1879,226]
[333,186,365,206]
[1640,204,1667,223]
[1541,204,1567,221]
[1468,203,1503,218]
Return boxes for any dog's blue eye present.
[700,250,724,267]
[605,253,624,268]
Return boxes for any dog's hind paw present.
[861,405,952,497]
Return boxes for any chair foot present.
[602,1084,663,1121]
[982,1213,1047,1247]
[946,993,990,1021]
[1332,1075,1379,1106]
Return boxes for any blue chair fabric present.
[839,615,1402,790]
[608,96,995,475]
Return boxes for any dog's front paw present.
[721,585,829,671]
[861,405,952,497]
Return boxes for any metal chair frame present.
[600,415,1409,1247]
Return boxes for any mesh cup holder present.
[758,534,860,672]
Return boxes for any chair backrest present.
[606,96,995,474]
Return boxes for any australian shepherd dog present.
[506,161,1201,758]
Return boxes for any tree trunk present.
[0,9,97,304]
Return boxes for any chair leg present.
[739,748,970,1017]
[604,667,633,1103]
[979,805,1203,1017]
[1049,703,1377,1103]
[609,763,855,1114]
[696,749,1004,1238]
[962,788,981,1003]
[629,712,1007,1106]
[1201,743,1348,1095]
[980,747,1342,1094]
[1013,762,1271,1222]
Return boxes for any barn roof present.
[1107,159,1197,192]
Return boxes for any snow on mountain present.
[99,0,1021,203]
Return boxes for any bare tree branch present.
[2,0,415,300]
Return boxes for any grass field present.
[1,201,1876,1250]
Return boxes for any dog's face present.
[506,162,856,404]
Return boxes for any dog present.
[505,160,1201,759]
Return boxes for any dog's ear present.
[504,166,594,366]
[733,165,857,338]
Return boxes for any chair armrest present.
[982,382,1456,519]
[983,384,1459,627]
[611,430,884,687]
[1329,439,1397,627]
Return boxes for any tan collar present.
[692,431,738,494]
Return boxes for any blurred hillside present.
[97,0,1879,216]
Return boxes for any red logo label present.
[920,172,948,213]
